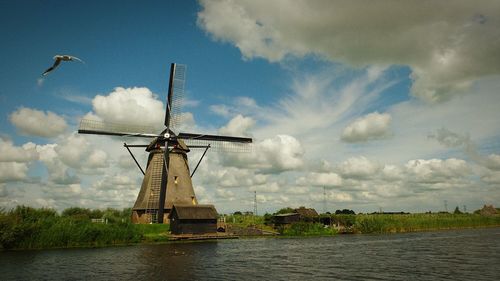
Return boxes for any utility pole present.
[323,186,326,214]
[444,200,448,213]
[463,205,467,213]
[254,191,257,217]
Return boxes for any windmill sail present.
[178,132,253,152]
[78,119,158,137]
[165,63,186,131]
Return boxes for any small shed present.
[170,204,218,234]
[273,213,300,225]
[294,207,319,222]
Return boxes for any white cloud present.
[381,165,404,181]
[202,167,268,188]
[222,134,304,173]
[428,127,470,148]
[36,143,80,185]
[0,139,38,162]
[210,104,231,117]
[278,195,290,203]
[9,107,67,137]
[216,188,235,199]
[0,162,29,183]
[310,191,353,203]
[251,181,280,193]
[198,0,500,102]
[341,112,391,143]
[0,139,38,183]
[480,170,500,184]
[92,174,138,191]
[405,158,470,184]
[194,185,214,204]
[235,97,257,108]
[91,87,165,130]
[296,172,342,187]
[339,156,381,179]
[428,127,500,171]
[118,155,136,169]
[485,154,500,171]
[218,114,255,137]
[55,134,109,171]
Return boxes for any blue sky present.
[1,0,499,214]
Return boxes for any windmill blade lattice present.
[178,133,253,153]
[167,64,186,132]
[78,119,158,138]
[182,138,253,153]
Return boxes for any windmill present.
[78,63,252,223]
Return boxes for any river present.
[1,227,499,280]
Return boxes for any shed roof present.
[274,213,300,217]
[294,207,319,217]
[171,204,218,220]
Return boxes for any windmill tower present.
[78,63,252,223]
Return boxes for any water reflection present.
[1,228,499,281]
[135,242,218,280]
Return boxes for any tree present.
[453,206,462,214]
[62,207,91,218]
[275,207,294,215]
[335,209,355,215]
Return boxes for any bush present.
[0,206,142,249]
[275,207,295,215]
[62,207,92,219]
[332,214,356,227]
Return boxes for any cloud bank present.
[10,107,67,137]
[198,0,500,102]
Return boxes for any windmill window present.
[174,176,178,184]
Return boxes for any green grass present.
[2,206,499,249]
[133,223,170,242]
[225,214,276,233]
[353,213,500,234]
[0,206,170,249]
[281,222,337,236]
[227,213,500,236]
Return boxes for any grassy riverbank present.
[1,206,499,249]
[226,212,500,236]
[353,213,500,234]
[0,206,168,250]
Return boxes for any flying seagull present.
[42,55,84,76]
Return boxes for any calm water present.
[1,228,499,280]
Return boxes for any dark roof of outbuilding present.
[274,213,300,217]
[171,204,218,220]
[294,207,319,217]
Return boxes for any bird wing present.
[42,66,55,76]
[42,58,62,76]
[69,56,84,64]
